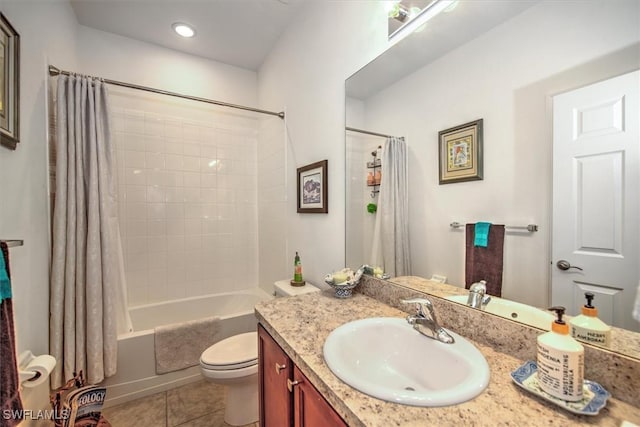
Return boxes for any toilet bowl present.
[200,332,258,426]
[200,281,320,426]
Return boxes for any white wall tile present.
[115,97,258,305]
[147,219,167,236]
[201,173,217,188]
[144,136,165,153]
[125,168,146,186]
[147,203,166,220]
[124,150,146,168]
[166,204,185,219]
[125,186,147,203]
[146,186,166,203]
[183,156,200,172]
[146,152,165,169]
[184,203,202,219]
[166,154,184,170]
[146,170,168,186]
[183,188,201,203]
[183,142,201,156]
[183,172,200,188]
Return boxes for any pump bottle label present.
[536,343,584,401]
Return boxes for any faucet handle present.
[401,298,435,319]
[469,280,487,292]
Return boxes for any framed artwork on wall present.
[438,119,483,184]
[297,160,328,213]
[0,13,19,150]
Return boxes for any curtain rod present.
[346,126,403,139]
[48,65,285,120]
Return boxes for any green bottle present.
[294,252,303,282]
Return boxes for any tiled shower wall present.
[345,133,380,268]
[109,88,259,306]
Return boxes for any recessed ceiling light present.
[172,22,196,38]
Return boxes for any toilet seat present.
[200,331,258,371]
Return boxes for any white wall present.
[257,1,390,288]
[0,2,264,417]
[74,25,257,107]
[359,0,640,307]
[0,0,78,420]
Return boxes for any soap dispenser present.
[291,252,305,287]
[569,292,611,347]
[536,306,584,402]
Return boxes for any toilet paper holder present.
[18,350,56,385]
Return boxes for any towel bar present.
[450,222,538,232]
[0,239,24,247]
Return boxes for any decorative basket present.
[327,281,359,299]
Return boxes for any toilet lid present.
[200,332,258,371]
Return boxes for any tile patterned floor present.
[101,380,258,427]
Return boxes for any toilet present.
[199,281,320,426]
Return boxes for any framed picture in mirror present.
[438,119,483,184]
[297,160,328,213]
[0,13,19,150]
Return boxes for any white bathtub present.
[101,288,273,407]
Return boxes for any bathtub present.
[100,288,273,407]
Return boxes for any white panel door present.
[552,70,639,332]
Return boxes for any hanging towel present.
[474,222,491,247]
[0,242,24,427]
[0,244,11,302]
[465,223,506,297]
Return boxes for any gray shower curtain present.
[50,74,130,388]
[370,136,411,277]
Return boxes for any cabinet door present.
[292,365,348,427]
[258,325,292,427]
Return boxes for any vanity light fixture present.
[172,22,196,38]
[387,1,421,23]
[389,0,455,40]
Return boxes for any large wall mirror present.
[345,0,640,359]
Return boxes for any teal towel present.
[474,222,491,248]
[0,248,11,302]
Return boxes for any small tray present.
[510,360,610,416]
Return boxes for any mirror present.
[346,0,640,359]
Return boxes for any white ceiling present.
[347,0,540,100]
[70,0,307,71]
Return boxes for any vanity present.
[255,276,640,426]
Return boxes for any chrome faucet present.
[467,280,491,309]
[401,298,455,344]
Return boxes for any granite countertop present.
[255,290,640,427]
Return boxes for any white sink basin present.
[446,295,554,330]
[323,317,490,407]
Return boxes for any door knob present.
[274,363,286,375]
[556,260,583,271]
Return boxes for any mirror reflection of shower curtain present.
[49,74,132,388]
[370,136,411,277]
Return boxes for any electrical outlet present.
[430,274,447,283]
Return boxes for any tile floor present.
[101,380,258,427]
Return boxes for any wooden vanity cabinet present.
[258,324,347,427]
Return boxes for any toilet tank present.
[274,280,320,298]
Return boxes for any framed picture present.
[297,160,328,213]
[0,13,19,150]
[438,119,483,184]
